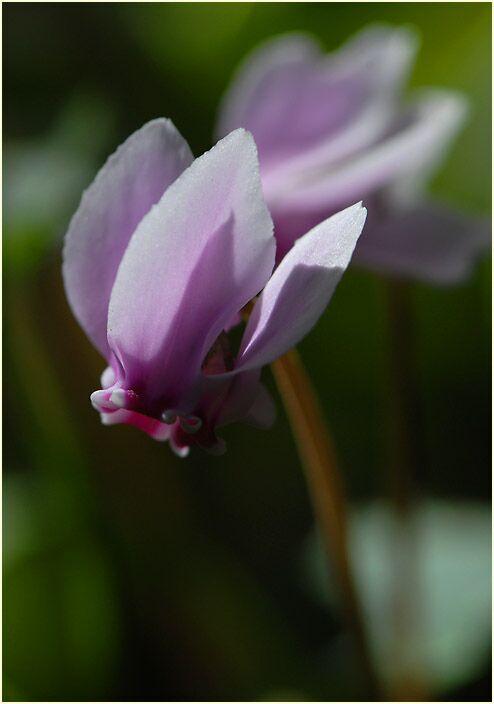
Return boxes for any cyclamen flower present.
[216,25,490,283]
[63,121,366,456]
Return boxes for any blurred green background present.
[4,3,491,701]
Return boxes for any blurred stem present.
[384,280,423,512]
[271,349,379,700]
[384,279,427,701]
[7,280,91,526]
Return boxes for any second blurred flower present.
[217,25,490,283]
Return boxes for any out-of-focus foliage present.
[305,501,491,694]
[4,95,115,277]
[4,473,121,701]
[4,3,491,702]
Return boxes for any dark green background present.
[4,3,491,701]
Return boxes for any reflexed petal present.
[63,118,193,358]
[265,91,467,211]
[353,201,491,284]
[216,33,320,148]
[261,25,418,186]
[338,24,418,96]
[235,203,366,371]
[217,26,417,178]
[107,129,275,412]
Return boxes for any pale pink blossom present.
[63,121,366,455]
[217,25,489,283]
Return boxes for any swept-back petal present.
[235,203,366,372]
[62,118,193,358]
[265,91,467,211]
[353,201,491,284]
[340,23,417,96]
[107,129,275,412]
[217,26,417,177]
[216,33,320,144]
[262,25,418,187]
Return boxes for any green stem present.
[271,348,379,699]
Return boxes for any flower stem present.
[271,348,379,699]
[384,280,424,513]
[383,279,428,700]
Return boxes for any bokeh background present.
[4,3,491,701]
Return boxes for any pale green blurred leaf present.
[4,94,115,275]
[303,500,491,693]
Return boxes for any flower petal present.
[217,26,417,180]
[62,118,193,358]
[261,25,418,187]
[216,33,320,150]
[353,201,491,284]
[242,383,277,429]
[214,370,274,429]
[265,91,467,211]
[107,129,275,412]
[235,203,367,371]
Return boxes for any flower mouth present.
[90,382,204,439]
[91,379,222,457]
[92,385,198,420]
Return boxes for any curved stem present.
[271,348,379,699]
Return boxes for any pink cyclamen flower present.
[63,121,366,456]
[216,25,490,284]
